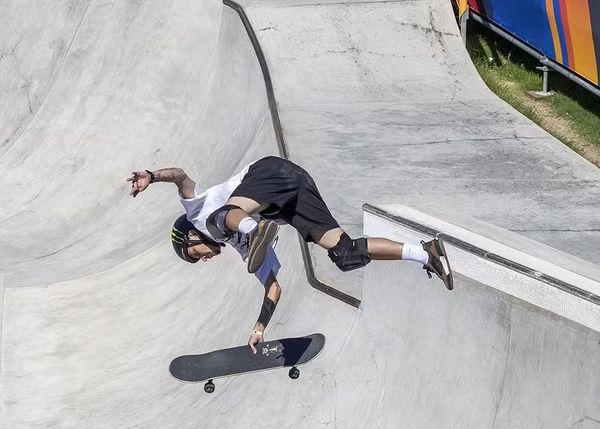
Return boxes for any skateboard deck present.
[169,333,325,391]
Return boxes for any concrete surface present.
[1,0,599,428]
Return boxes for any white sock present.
[238,217,258,234]
[401,243,429,265]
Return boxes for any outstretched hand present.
[127,171,151,198]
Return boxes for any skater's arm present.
[257,274,281,330]
[127,167,196,198]
[248,273,281,354]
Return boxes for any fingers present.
[127,172,143,197]
[126,171,146,184]
[248,334,263,354]
[249,338,258,354]
[129,181,139,197]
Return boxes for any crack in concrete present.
[67,0,77,15]
[28,242,77,262]
[491,309,513,428]
[257,26,278,32]
[1,1,92,156]
[20,77,34,114]
[569,414,600,428]
[343,135,543,148]
[326,47,359,55]
[0,43,20,65]
[333,375,338,429]
[427,7,449,51]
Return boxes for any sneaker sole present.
[435,235,453,290]
[247,222,279,273]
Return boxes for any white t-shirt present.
[179,162,254,241]
[179,162,281,284]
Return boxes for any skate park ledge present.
[363,203,600,332]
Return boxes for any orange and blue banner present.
[467,0,600,86]
[458,0,468,18]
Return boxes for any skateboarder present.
[127,156,452,351]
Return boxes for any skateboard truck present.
[203,366,301,394]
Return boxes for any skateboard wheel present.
[288,367,300,379]
[204,381,215,393]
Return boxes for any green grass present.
[465,20,600,166]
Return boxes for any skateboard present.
[169,333,325,393]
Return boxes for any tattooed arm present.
[248,272,281,354]
[127,168,196,198]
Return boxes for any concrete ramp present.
[1,0,599,428]
[360,205,600,428]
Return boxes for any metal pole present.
[460,10,469,46]
[533,65,553,97]
[224,0,361,308]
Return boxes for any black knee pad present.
[206,204,240,242]
[328,233,371,272]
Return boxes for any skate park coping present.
[363,203,600,332]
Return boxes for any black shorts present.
[230,156,340,243]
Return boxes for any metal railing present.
[223,0,361,308]
[467,10,600,98]
[363,203,600,306]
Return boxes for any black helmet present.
[171,214,224,263]
[171,214,201,263]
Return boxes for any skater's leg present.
[207,197,278,274]
[317,227,344,249]
[317,227,451,288]
[364,238,403,260]
[366,235,453,289]
[318,228,426,263]
[318,228,404,260]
